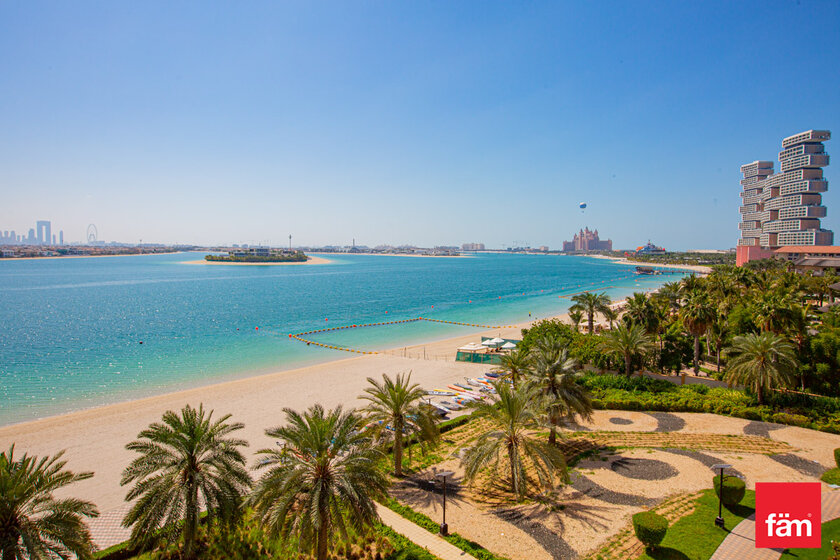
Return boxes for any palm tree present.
[654,281,682,315]
[568,309,584,332]
[359,372,439,477]
[679,291,717,374]
[494,347,531,389]
[249,405,388,560]
[603,306,619,330]
[570,291,611,335]
[0,446,99,560]
[751,291,796,334]
[528,339,593,445]
[724,332,798,405]
[708,317,730,373]
[624,292,653,329]
[599,323,655,376]
[121,404,251,560]
[462,383,568,500]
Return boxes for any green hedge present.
[713,475,746,507]
[821,468,840,486]
[835,448,840,469]
[381,497,511,560]
[580,373,840,434]
[632,512,668,550]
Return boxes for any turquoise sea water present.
[0,252,685,425]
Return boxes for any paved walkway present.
[89,501,476,560]
[710,488,840,560]
[375,502,478,560]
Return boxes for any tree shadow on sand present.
[570,473,658,507]
[490,499,617,560]
[743,420,786,438]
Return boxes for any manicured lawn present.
[780,517,840,559]
[637,489,756,560]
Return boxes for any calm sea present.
[0,252,684,425]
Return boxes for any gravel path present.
[609,457,679,480]
[742,420,786,438]
[645,411,687,432]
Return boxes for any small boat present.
[426,402,451,416]
[484,372,503,378]
[439,400,463,410]
[449,385,484,399]
[466,378,483,387]
[426,389,456,396]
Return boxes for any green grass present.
[780,517,840,559]
[822,468,840,485]
[637,489,755,560]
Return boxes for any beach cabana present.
[459,342,485,353]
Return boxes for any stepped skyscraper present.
[737,130,832,266]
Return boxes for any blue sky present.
[1,1,838,250]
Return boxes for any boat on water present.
[635,266,661,275]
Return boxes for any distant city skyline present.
[1,2,838,250]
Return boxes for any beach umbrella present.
[501,342,517,349]
[490,337,505,344]
[481,339,497,347]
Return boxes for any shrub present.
[632,511,668,550]
[835,448,840,469]
[713,475,746,506]
[822,468,840,485]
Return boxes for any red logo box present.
[755,482,821,548]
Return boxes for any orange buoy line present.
[286,270,687,353]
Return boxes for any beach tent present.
[501,341,517,349]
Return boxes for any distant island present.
[205,248,308,263]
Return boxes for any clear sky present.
[1,1,838,250]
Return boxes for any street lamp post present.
[435,470,455,536]
[711,464,732,528]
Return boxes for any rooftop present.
[774,245,840,254]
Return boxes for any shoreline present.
[181,255,332,266]
[586,254,712,274]
[312,251,469,258]
[0,251,186,262]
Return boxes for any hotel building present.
[737,130,832,266]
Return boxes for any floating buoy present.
[255,327,259,330]
[288,334,292,338]
[139,341,143,344]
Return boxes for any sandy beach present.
[587,254,713,274]
[0,282,658,548]
[181,255,333,265]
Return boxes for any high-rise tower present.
[737,130,832,266]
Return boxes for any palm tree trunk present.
[184,481,198,560]
[394,420,404,477]
[588,312,594,335]
[548,425,556,446]
[316,516,329,560]
[716,341,721,373]
[756,387,764,406]
[3,544,16,560]
[509,449,518,496]
[625,354,632,377]
[693,335,700,374]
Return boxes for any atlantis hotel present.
[737,129,832,265]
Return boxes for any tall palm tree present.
[624,292,653,329]
[121,404,251,560]
[654,281,682,315]
[679,291,717,374]
[568,309,584,332]
[603,306,619,330]
[528,340,592,445]
[570,291,611,335]
[462,383,568,500]
[751,291,797,334]
[249,405,388,560]
[724,332,798,405]
[0,446,99,560]
[359,372,438,477]
[494,347,531,389]
[599,323,655,376]
[708,317,730,373]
